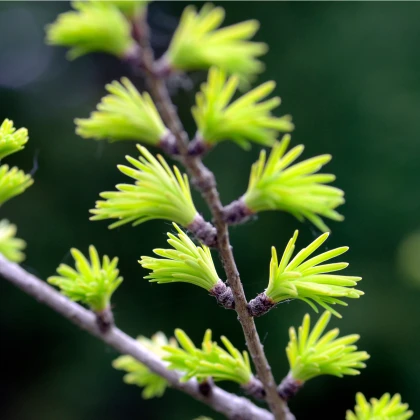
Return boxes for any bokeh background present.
[1,1,420,419]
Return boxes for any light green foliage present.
[48,245,123,312]
[266,230,363,317]
[38,3,407,415]
[164,4,267,84]
[45,1,135,59]
[90,145,198,228]
[0,220,26,263]
[105,0,149,18]
[286,311,369,383]
[75,77,168,145]
[243,135,345,232]
[0,120,31,262]
[164,329,253,385]
[192,67,293,150]
[0,119,28,160]
[0,165,33,207]
[346,393,413,420]
[140,223,220,291]
[113,332,177,399]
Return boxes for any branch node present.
[159,131,179,155]
[247,293,276,317]
[242,377,266,400]
[123,44,143,68]
[209,280,235,309]
[187,214,217,247]
[188,135,210,157]
[277,374,303,401]
[95,307,114,334]
[198,378,214,397]
[153,56,173,79]
[222,199,254,225]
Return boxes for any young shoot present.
[140,223,234,309]
[191,67,293,152]
[160,3,267,84]
[346,393,413,420]
[248,230,363,317]
[279,311,369,399]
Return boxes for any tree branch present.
[0,253,274,420]
[133,16,292,420]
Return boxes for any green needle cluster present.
[162,4,267,84]
[90,145,198,229]
[164,329,253,386]
[45,1,136,60]
[113,332,177,399]
[75,78,169,146]
[0,220,26,263]
[0,165,33,207]
[0,119,32,263]
[0,119,28,160]
[286,311,369,383]
[266,230,363,316]
[242,135,345,232]
[105,0,149,18]
[192,67,293,150]
[248,230,363,317]
[346,393,413,420]
[48,245,123,312]
[140,223,220,291]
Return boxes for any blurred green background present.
[1,1,420,419]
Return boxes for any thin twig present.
[133,16,291,420]
[0,254,273,420]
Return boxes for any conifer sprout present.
[140,223,234,309]
[222,135,345,231]
[48,245,123,332]
[104,0,149,18]
[248,230,363,318]
[189,67,294,154]
[156,4,267,84]
[164,329,264,397]
[346,393,413,420]
[0,119,29,160]
[113,332,177,399]
[90,146,217,246]
[0,165,33,207]
[75,78,176,151]
[0,220,26,263]
[278,312,369,400]
[45,1,137,60]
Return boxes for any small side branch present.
[0,254,274,420]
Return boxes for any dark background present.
[1,2,420,419]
